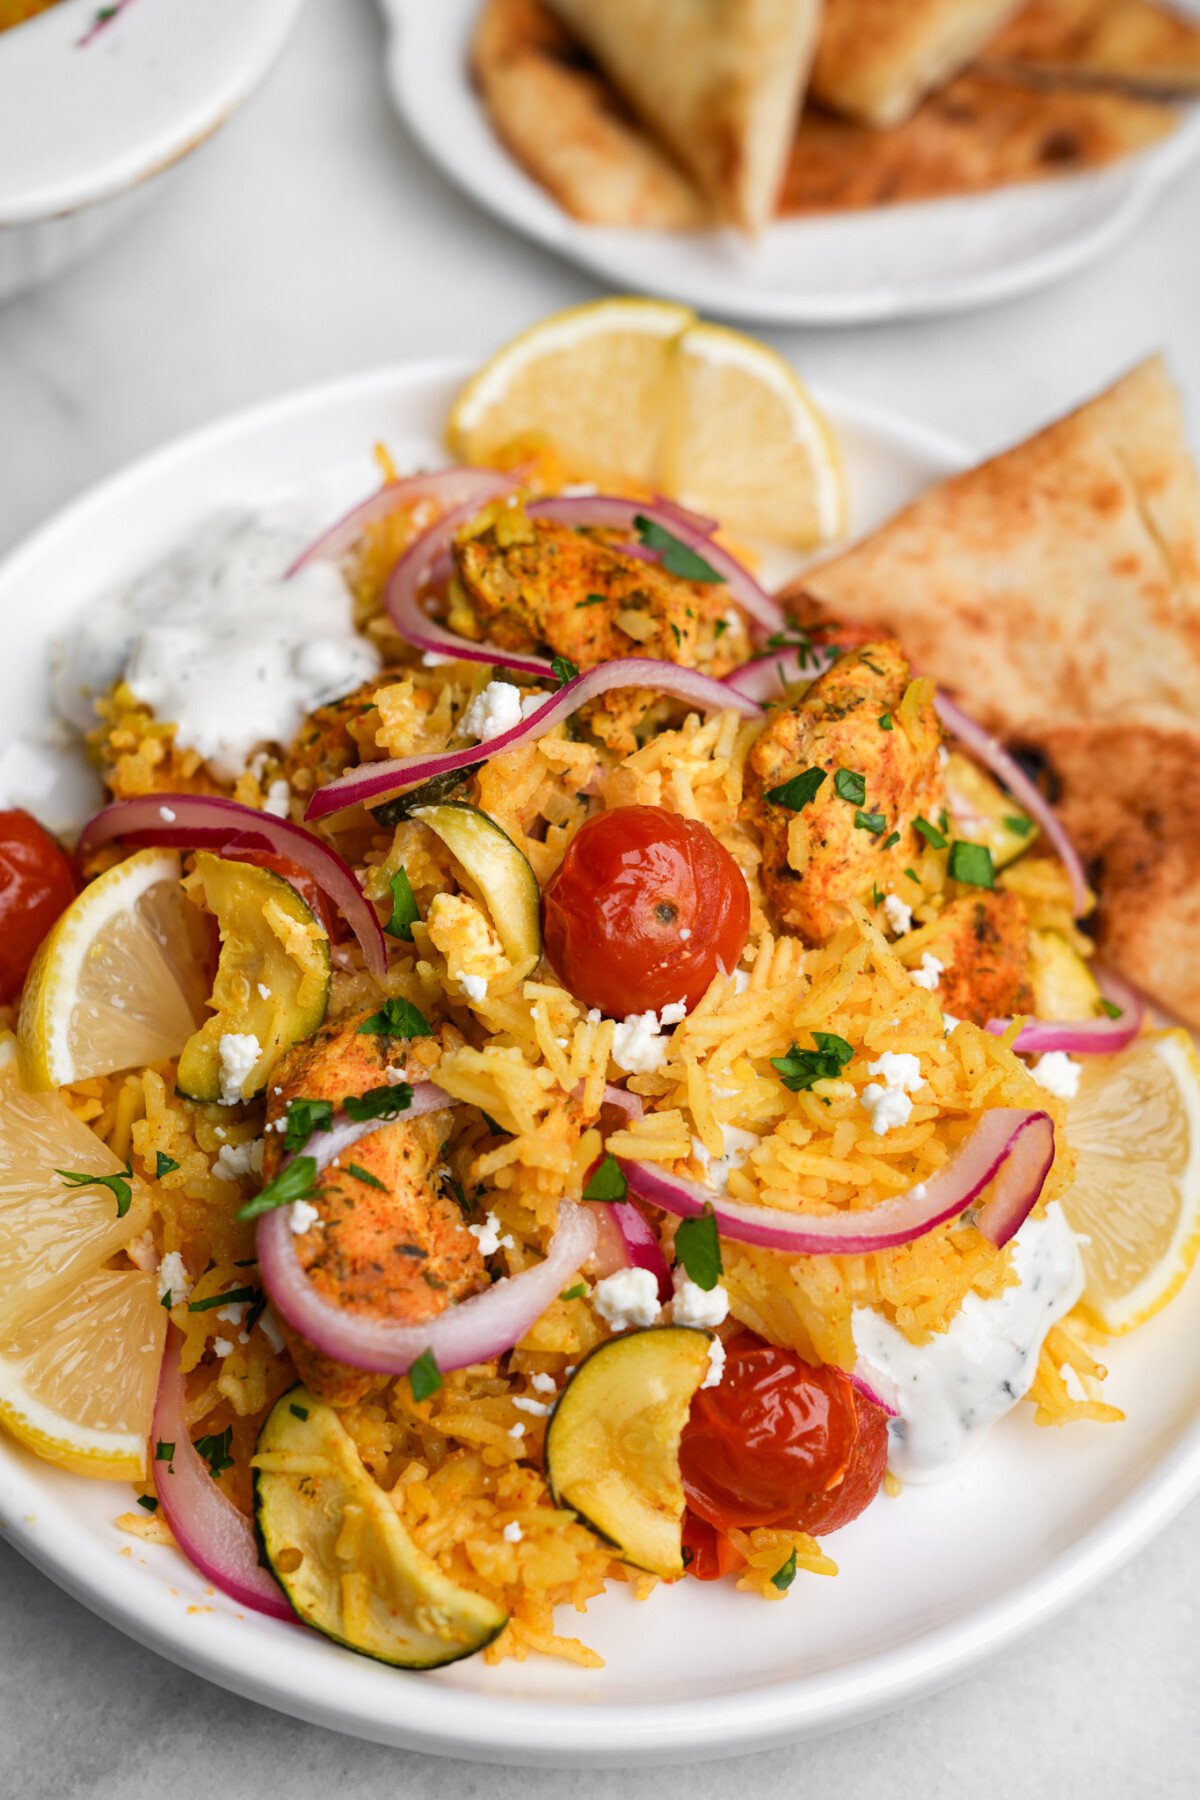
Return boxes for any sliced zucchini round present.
[544,1326,712,1579]
[253,1386,507,1669]
[1029,928,1103,1021]
[944,751,1037,871]
[176,853,331,1103]
[410,801,541,966]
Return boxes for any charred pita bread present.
[795,358,1200,735]
[779,68,1175,211]
[983,0,1200,97]
[809,0,1026,126]
[540,0,821,231]
[470,0,706,228]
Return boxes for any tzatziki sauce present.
[54,507,380,781]
[852,1202,1084,1483]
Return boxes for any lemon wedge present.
[1060,1029,1200,1333]
[18,847,209,1091]
[0,1267,164,1480]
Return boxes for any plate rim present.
[1,354,1198,1765]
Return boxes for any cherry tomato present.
[679,1330,888,1536]
[227,850,348,943]
[0,809,77,1004]
[541,805,750,1017]
[681,1512,745,1582]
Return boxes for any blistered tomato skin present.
[541,805,750,1017]
[0,810,77,1005]
[679,1330,888,1538]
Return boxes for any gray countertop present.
[1,1,1198,1792]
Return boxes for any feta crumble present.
[702,1337,726,1390]
[460,972,488,1003]
[502,1521,524,1543]
[212,1338,234,1359]
[217,1031,261,1105]
[671,1267,730,1330]
[263,778,291,819]
[882,894,913,936]
[1030,1051,1082,1100]
[155,1251,191,1307]
[911,952,944,991]
[469,1211,514,1256]
[508,1422,526,1440]
[215,1302,248,1326]
[213,1138,264,1182]
[461,680,528,743]
[158,805,177,824]
[290,1199,321,1235]
[258,1306,285,1354]
[511,1396,550,1417]
[690,1123,759,1195]
[530,1372,557,1394]
[943,1012,962,1034]
[256,982,272,1001]
[593,1267,662,1331]
[609,1000,687,1074]
[862,1052,924,1136]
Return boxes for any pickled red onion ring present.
[988,967,1144,1056]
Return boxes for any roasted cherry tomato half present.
[0,809,77,1004]
[541,805,750,1017]
[681,1511,745,1583]
[679,1330,888,1537]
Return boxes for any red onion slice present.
[305,659,761,821]
[75,794,388,978]
[257,1200,598,1375]
[935,691,1089,918]
[650,497,720,538]
[526,496,786,637]
[287,467,517,575]
[596,1201,673,1303]
[849,1369,899,1419]
[722,645,839,702]
[152,1327,293,1621]
[622,1108,1054,1255]
[988,966,1145,1057]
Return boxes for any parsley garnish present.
[903,867,921,886]
[913,815,947,850]
[947,841,995,890]
[882,830,900,850]
[675,1207,722,1291]
[551,655,579,688]
[765,767,826,812]
[878,713,893,731]
[384,867,419,940]
[855,810,886,836]
[160,1290,173,1310]
[289,1402,310,1422]
[713,618,729,638]
[56,1161,133,1219]
[409,1348,443,1402]
[1100,998,1123,1020]
[559,1282,587,1302]
[237,1155,319,1222]
[357,996,432,1039]
[154,1440,175,1472]
[633,514,724,583]
[188,1284,259,1314]
[346,1162,388,1191]
[582,1154,627,1201]
[283,1097,333,1155]
[154,1153,180,1179]
[770,1548,798,1592]
[136,1495,158,1513]
[771,1032,854,1092]
[576,592,608,608]
[194,1427,234,1480]
[343,1083,412,1124]
[1003,815,1034,837]
[834,769,866,806]
[871,884,883,908]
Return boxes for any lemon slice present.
[0,1267,164,1480]
[0,1034,151,1335]
[18,847,209,1091]
[448,296,696,485]
[662,323,846,548]
[1060,1029,1200,1333]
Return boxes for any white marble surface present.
[0,0,1198,1791]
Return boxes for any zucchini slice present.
[176,854,331,1103]
[253,1387,507,1668]
[944,752,1037,871]
[545,1327,712,1579]
[410,801,541,966]
[1029,929,1103,1022]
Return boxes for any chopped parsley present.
[56,1161,134,1219]
[633,514,724,583]
[154,1440,175,1471]
[289,1403,310,1422]
[674,1207,722,1292]
[283,1097,334,1155]
[770,1548,798,1592]
[882,830,900,850]
[1100,998,1124,1020]
[669,621,683,647]
[575,592,608,608]
[559,1282,588,1302]
[713,618,729,639]
[833,768,866,806]
[912,815,947,850]
[947,841,996,890]
[582,1154,627,1202]
[237,1155,319,1223]
[854,810,887,836]
[194,1427,234,1480]
[765,767,826,812]
[160,1290,173,1310]
[188,1284,259,1314]
[343,1083,412,1124]
[345,1162,388,1192]
[1003,815,1035,837]
[384,867,419,940]
[136,1495,159,1513]
[878,713,893,731]
[903,867,921,886]
[154,1153,180,1179]
[771,1032,854,1093]
[408,1347,443,1402]
[551,654,580,687]
[357,996,432,1039]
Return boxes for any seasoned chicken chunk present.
[746,641,944,943]
[918,892,1035,1026]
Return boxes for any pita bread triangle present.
[809,0,1027,125]
[983,0,1200,96]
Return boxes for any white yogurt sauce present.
[53,507,380,780]
[852,1202,1084,1483]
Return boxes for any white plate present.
[380,0,1200,325]
[0,359,1197,1766]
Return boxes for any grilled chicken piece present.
[746,640,945,943]
[921,891,1035,1026]
[262,1010,483,1405]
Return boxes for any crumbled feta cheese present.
[731,969,751,995]
[508,1422,526,1440]
[503,1521,524,1543]
[258,1306,285,1354]
[263,779,291,819]
[422,650,455,667]
[158,805,177,823]
[213,1138,264,1182]
[882,894,913,936]
[861,1053,924,1136]
[658,999,687,1027]
[217,1032,261,1105]
[943,1012,962,1034]
[520,692,547,720]
[672,1267,730,1329]
[593,1267,662,1332]
[461,680,526,743]
[702,1337,726,1390]
[215,1302,248,1326]
[690,1123,759,1194]
[155,1251,191,1306]
[460,972,488,1003]
[911,952,944,991]
[212,1338,234,1359]
[256,982,271,1001]
[610,1001,686,1074]
[530,1372,557,1394]
[512,1396,550,1417]
[469,1211,513,1256]
[290,1199,321,1235]
[867,1052,923,1093]
[1030,1051,1082,1100]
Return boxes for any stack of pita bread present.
[471,0,1200,228]
[791,357,1200,1031]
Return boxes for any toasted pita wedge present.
[984,0,1200,97]
[470,0,706,227]
[793,358,1200,736]
[780,69,1175,211]
[540,0,821,231]
[810,0,1026,126]
[1033,717,1200,1029]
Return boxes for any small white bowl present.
[0,0,305,303]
